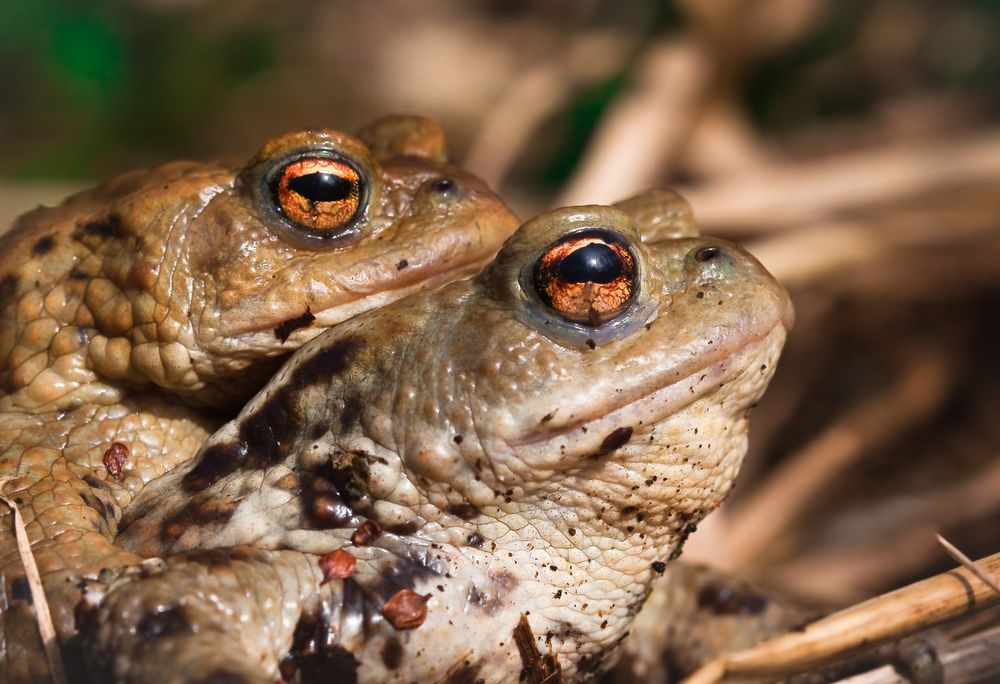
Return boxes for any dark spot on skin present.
[585,338,596,350]
[453,434,463,444]
[79,490,108,521]
[184,338,363,493]
[72,215,133,243]
[0,274,19,305]
[447,502,479,520]
[82,475,113,494]
[301,470,355,529]
[160,498,236,543]
[466,532,484,548]
[339,393,365,433]
[396,259,409,270]
[190,498,237,523]
[669,521,699,560]
[274,308,316,343]
[137,605,192,640]
[102,442,129,479]
[179,546,261,569]
[385,520,420,535]
[697,584,768,616]
[588,426,633,459]
[32,235,55,255]
[182,441,249,493]
[445,660,484,684]
[291,336,361,386]
[191,671,249,684]
[696,291,705,299]
[280,613,358,684]
[651,561,666,574]
[281,611,360,684]
[351,519,382,546]
[578,651,607,674]
[75,596,99,634]
[10,577,32,604]
[68,267,88,280]
[513,614,562,683]
[540,411,555,423]
[381,637,404,670]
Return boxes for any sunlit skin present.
[90,197,792,683]
[0,115,519,681]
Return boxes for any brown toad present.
[97,195,792,683]
[0,116,518,681]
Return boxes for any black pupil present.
[557,243,623,284]
[288,172,353,202]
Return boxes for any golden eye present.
[274,158,362,233]
[533,230,637,326]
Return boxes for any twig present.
[463,31,630,188]
[746,209,1000,287]
[938,535,1000,598]
[678,129,1000,233]
[556,38,710,206]
[680,551,1000,684]
[0,477,67,684]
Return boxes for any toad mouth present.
[512,322,787,454]
[227,248,496,342]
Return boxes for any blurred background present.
[2,0,999,637]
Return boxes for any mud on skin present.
[98,193,793,683]
[0,115,519,682]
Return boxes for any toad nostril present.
[695,246,720,262]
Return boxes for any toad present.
[94,196,792,682]
[0,116,518,680]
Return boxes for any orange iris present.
[275,158,361,232]
[533,233,636,325]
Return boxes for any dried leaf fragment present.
[319,549,356,583]
[383,588,430,630]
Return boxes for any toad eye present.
[533,230,637,326]
[272,157,363,236]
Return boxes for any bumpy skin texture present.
[101,199,793,683]
[0,116,518,682]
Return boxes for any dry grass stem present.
[556,38,709,206]
[679,129,1000,233]
[680,551,1000,684]
[0,477,67,684]
[464,31,630,187]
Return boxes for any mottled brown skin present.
[94,196,792,683]
[0,116,518,682]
